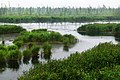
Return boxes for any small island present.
[77,23,120,37]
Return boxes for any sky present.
[0,0,120,8]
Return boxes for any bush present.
[19,42,120,80]
[7,50,21,61]
[14,41,24,49]
[0,50,6,63]
[0,45,7,51]
[63,34,77,44]
[77,23,119,36]
[0,25,26,34]
[31,29,47,32]
[31,45,40,57]
[42,42,52,54]
[23,49,31,58]
[8,45,18,50]
[14,30,77,46]
[98,65,120,80]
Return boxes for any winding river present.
[0,21,119,80]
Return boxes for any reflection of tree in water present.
[7,60,19,70]
[78,32,102,36]
[31,56,39,64]
[114,31,120,42]
[23,57,31,64]
[41,52,52,60]
[63,46,69,52]
[0,62,6,73]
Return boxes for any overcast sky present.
[0,0,120,8]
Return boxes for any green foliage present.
[14,31,76,45]
[63,34,77,44]
[63,37,70,47]
[77,23,120,36]
[42,42,52,54]
[30,45,40,57]
[31,29,47,32]
[0,25,26,34]
[19,42,120,79]
[0,50,6,63]
[27,42,35,49]
[14,41,24,49]
[6,50,21,61]
[8,45,18,50]
[77,42,120,71]
[0,45,7,51]
[23,49,31,58]
[0,7,120,23]
[97,65,120,80]
[0,45,21,62]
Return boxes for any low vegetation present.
[77,23,120,36]
[13,30,77,48]
[0,25,26,34]
[0,45,21,62]
[1,16,120,23]
[19,42,120,80]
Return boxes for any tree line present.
[0,5,120,22]
[0,6,120,17]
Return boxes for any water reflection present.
[78,32,120,42]
[0,62,6,73]
[7,60,19,70]
[23,57,31,64]
[31,56,39,64]
[78,32,113,36]
[41,52,52,60]
[63,46,69,51]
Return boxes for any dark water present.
[0,21,119,80]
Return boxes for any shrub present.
[19,42,120,80]
[23,49,31,58]
[8,45,18,50]
[32,29,47,32]
[0,45,7,51]
[13,30,76,45]
[14,41,24,49]
[31,45,40,57]
[0,25,26,34]
[42,42,52,54]
[77,23,119,36]
[7,50,21,61]
[0,50,6,63]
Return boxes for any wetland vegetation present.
[77,23,120,38]
[0,7,120,23]
[0,25,26,34]
[19,42,120,80]
[0,2,120,79]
